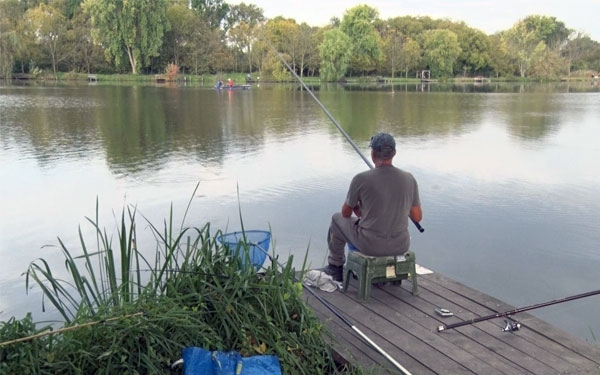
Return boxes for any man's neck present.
[374,159,393,168]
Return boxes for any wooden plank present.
[427,272,600,362]
[415,273,600,373]
[308,300,405,375]
[409,277,561,373]
[421,273,600,371]
[305,291,430,374]
[347,280,546,375]
[301,270,600,375]
[364,284,540,375]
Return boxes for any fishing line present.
[438,288,600,332]
[251,241,413,375]
[262,37,424,233]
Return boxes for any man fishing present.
[323,132,423,282]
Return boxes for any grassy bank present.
[0,192,376,374]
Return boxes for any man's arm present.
[341,203,354,218]
[409,205,422,222]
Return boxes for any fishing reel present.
[502,317,521,332]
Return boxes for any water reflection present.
[1,82,599,345]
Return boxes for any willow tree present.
[340,4,384,76]
[83,0,169,74]
[0,0,23,77]
[319,28,352,81]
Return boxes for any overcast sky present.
[231,0,600,41]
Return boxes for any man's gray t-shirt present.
[345,165,420,255]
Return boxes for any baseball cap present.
[370,132,396,159]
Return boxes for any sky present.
[231,0,600,41]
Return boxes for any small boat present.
[215,84,251,91]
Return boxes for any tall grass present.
[2,188,377,374]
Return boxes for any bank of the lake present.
[0,209,371,374]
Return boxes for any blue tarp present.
[182,347,282,375]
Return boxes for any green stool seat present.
[342,250,418,300]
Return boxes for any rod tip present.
[437,325,445,332]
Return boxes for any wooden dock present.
[303,268,600,374]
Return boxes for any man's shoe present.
[322,264,343,282]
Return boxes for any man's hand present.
[353,205,362,217]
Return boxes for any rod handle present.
[412,219,425,233]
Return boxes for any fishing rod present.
[437,288,600,332]
[0,312,145,347]
[263,38,424,233]
[249,241,413,375]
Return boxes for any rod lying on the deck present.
[262,36,424,233]
[253,243,413,375]
[438,288,600,332]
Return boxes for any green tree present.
[294,23,314,77]
[69,6,105,73]
[382,27,403,78]
[455,26,492,76]
[226,2,264,29]
[422,29,461,78]
[306,26,326,77]
[164,4,196,69]
[319,28,352,81]
[227,2,265,73]
[191,0,229,30]
[522,15,571,49]
[563,33,600,73]
[387,15,426,41]
[163,3,216,74]
[488,34,513,78]
[0,0,25,77]
[340,5,384,75]
[400,37,421,78]
[193,28,222,75]
[261,48,291,81]
[83,0,170,74]
[529,41,563,78]
[23,3,70,76]
[504,15,571,78]
[505,21,539,77]
[265,17,299,73]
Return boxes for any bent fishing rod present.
[438,288,600,332]
[250,242,413,375]
[263,38,424,233]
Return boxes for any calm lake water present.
[1,80,599,345]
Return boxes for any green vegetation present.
[0,190,374,374]
[1,1,599,81]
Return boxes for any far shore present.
[5,71,600,85]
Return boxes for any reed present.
[2,186,376,374]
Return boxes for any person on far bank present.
[323,132,422,282]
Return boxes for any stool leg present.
[363,275,373,300]
[342,268,352,292]
[357,262,368,300]
[410,258,418,296]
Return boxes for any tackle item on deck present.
[435,308,453,317]
[181,347,282,375]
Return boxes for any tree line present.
[1,0,599,81]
